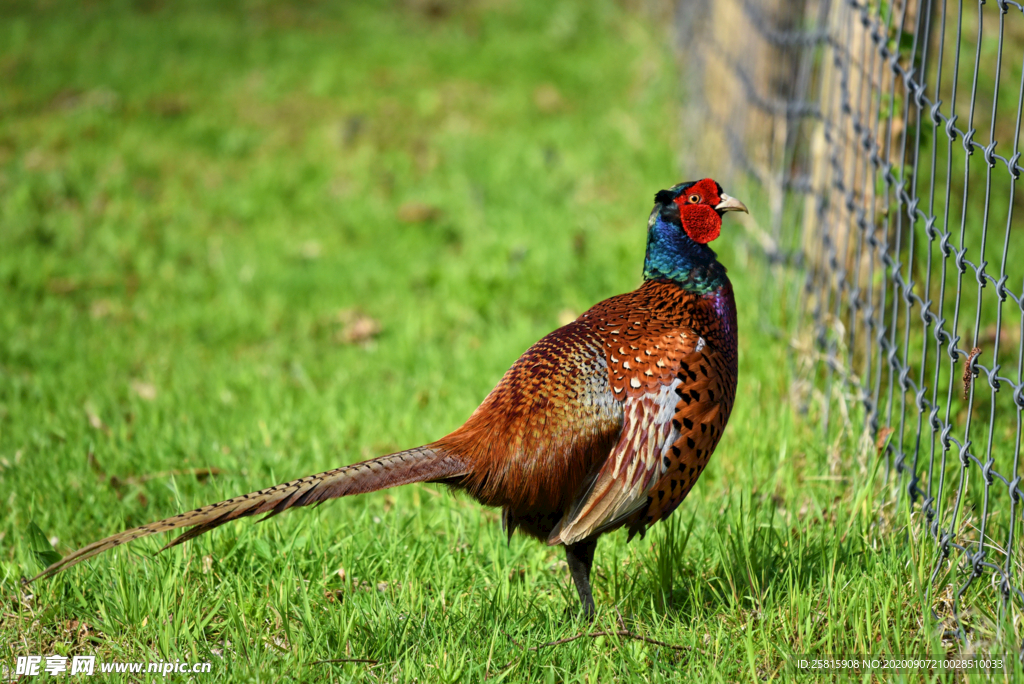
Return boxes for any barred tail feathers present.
[27,445,466,583]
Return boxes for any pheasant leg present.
[565,538,598,619]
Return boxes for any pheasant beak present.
[715,193,748,214]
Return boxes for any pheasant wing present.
[550,328,735,545]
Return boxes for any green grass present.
[0,1,1020,682]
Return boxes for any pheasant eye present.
[688,194,700,203]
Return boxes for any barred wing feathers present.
[550,295,736,545]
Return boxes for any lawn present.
[0,1,1018,682]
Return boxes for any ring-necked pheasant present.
[28,178,746,616]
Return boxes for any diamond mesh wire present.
[678,0,1024,655]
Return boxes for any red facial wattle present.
[671,178,724,244]
[677,204,722,244]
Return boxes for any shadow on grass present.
[629,491,880,620]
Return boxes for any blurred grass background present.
[0,1,1015,682]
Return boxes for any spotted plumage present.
[28,179,747,619]
[551,278,738,546]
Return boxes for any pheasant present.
[28,178,746,617]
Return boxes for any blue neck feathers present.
[642,214,728,293]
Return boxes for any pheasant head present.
[643,178,748,291]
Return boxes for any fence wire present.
[678,0,1024,658]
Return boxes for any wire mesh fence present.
[678,0,1024,657]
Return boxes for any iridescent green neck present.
[643,215,728,293]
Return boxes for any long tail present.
[27,445,467,583]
